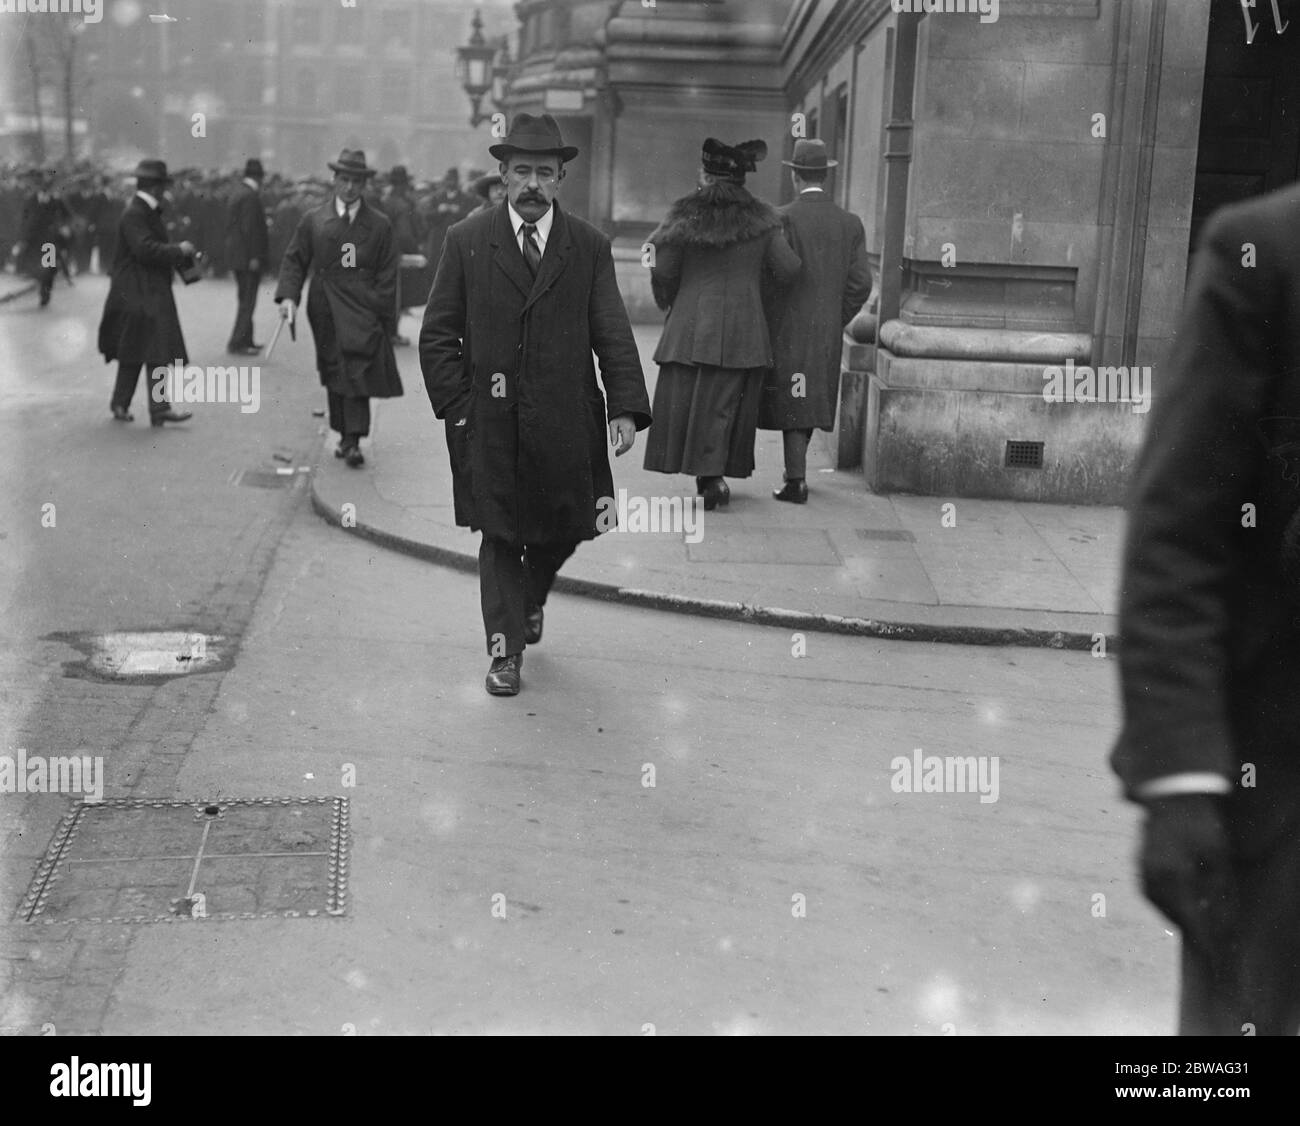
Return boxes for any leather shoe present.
[334,443,347,458]
[345,445,365,468]
[524,604,543,645]
[772,479,809,504]
[150,409,192,426]
[111,407,133,422]
[485,653,523,696]
[701,477,730,511]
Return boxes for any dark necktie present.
[521,223,542,277]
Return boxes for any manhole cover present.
[48,631,228,682]
[19,797,350,924]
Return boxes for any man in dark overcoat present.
[1112,182,1300,1035]
[96,159,195,427]
[225,158,269,355]
[275,149,403,468]
[419,114,651,697]
[757,139,871,503]
[11,168,73,308]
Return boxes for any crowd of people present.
[0,158,507,306]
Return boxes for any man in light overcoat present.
[275,149,403,468]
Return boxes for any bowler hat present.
[489,113,579,163]
[782,138,838,171]
[243,158,265,180]
[132,158,174,185]
[327,149,378,178]
[702,138,767,184]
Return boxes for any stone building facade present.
[499,0,1294,504]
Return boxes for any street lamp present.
[456,9,497,127]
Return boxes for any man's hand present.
[1140,793,1236,953]
[178,240,196,257]
[279,299,297,321]
[248,258,260,272]
[609,414,636,457]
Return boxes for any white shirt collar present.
[799,186,825,194]
[335,196,360,221]
[243,178,260,191]
[136,190,160,210]
[508,200,553,253]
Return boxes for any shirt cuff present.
[1133,773,1233,799]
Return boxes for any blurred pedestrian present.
[420,113,651,697]
[275,149,403,469]
[225,158,268,355]
[758,139,872,503]
[378,164,422,346]
[11,168,73,307]
[641,138,800,510]
[96,159,196,426]
[468,171,506,216]
[1112,181,1300,1035]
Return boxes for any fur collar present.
[650,185,781,250]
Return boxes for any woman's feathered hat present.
[701,138,768,184]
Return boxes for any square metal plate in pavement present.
[685,528,842,565]
[17,798,350,924]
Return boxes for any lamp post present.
[457,9,512,127]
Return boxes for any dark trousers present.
[478,536,578,656]
[327,392,370,445]
[36,263,57,302]
[111,359,172,418]
[782,428,814,480]
[227,269,260,349]
[1178,827,1300,1035]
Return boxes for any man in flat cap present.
[226,158,269,355]
[275,149,403,468]
[758,139,871,503]
[96,159,195,426]
[420,113,651,697]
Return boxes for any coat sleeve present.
[273,212,313,304]
[763,227,802,286]
[590,234,652,431]
[1111,208,1280,797]
[418,225,471,420]
[120,204,188,268]
[649,240,682,311]
[841,214,872,328]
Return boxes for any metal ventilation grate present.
[1004,440,1044,469]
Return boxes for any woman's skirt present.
[642,362,764,478]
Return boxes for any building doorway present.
[1190,0,1300,255]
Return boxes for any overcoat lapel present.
[489,203,534,300]
[522,204,572,315]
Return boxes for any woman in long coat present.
[642,138,801,509]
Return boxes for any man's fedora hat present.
[782,138,839,171]
[133,159,174,185]
[132,159,174,185]
[489,113,579,163]
[327,149,378,178]
[389,164,410,186]
[243,158,265,180]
